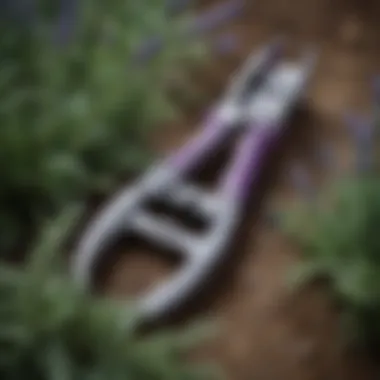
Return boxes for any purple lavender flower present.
[0,0,12,14]
[133,1,243,64]
[1,0,36,25]
[186,0,245,36]
[344,112,373,145]
[213,33,239,55]
[344,112,375,173]
[133,36,164,64]
[54,0,79,46]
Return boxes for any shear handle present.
[220,125,276,201]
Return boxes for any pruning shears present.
[71,39,316,323]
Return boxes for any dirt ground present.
[101,1,380,379]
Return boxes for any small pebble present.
[339,15,362,46]
[293,339,317,363]
[290,163,315,199]
[316,143,336,172]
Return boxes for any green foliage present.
[280,77,380,351]
[0,0,207,254]
[0,208,220,380]
[282,162,380,349]
[0,3,220,377]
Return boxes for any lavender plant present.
[0,208,219,379]
[281,77,380,352]
[0,0,208,255]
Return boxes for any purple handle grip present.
[167,111,230,173]
[220,125,278,201]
